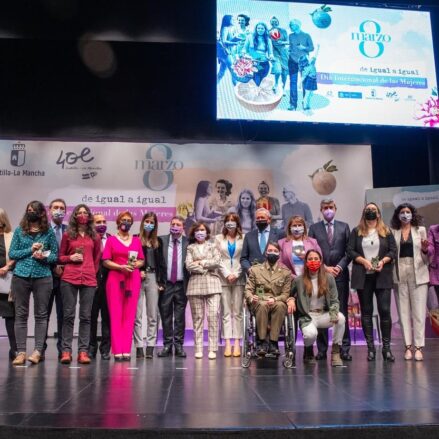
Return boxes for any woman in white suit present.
[390,203,429,361]
[215,213,245,357]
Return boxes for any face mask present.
[364,209,378,221]
[266,252,280,265]
[143,223,155,232]
[194,230,207,241]
[306,260,321,272]
[26,212,40,223]
[225,221,237,230]
[119,221,132,232]
[76,214,89,225]
[95,224,107,234]
[52,209,65,220]
[256,220,268,232]
[399,212,412,224]
[322,209,335,221]
[290,226,304,236]
[170,225,183,235]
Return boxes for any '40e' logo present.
[56,147,94,169]
[352,20,391,59]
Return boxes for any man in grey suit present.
[308,199,352,361]
[158,216,189,358]
[240,208,284,274]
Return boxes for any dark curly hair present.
[390,203,423,229]
[20,200,50,234]
[67,204,96,239]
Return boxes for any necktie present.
[55,225,62,247]
[170,239,178,284]
[259,230,267,254]
[327,223,333,244]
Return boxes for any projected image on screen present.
[216,0,438,128]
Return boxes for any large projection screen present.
[216,0,438,128]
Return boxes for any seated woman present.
[291,249,345,367]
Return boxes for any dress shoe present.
[224,341,232,357]
[174,345,187,358]
[257,342,268,357]
[233,344,241,357]
[60,352,72,364]
[404,345,413,360]
[414,347,423,362]
[101,352,111,360]
[382,349,395,362]
[341,352,352,361]
[268,340,280,357]
[12,352,26,366]
[114,355,124,362]
[88,349,97,359]
[136,347,145,358]
[195,351,203,359]
[158,345,173,357]
[122,354,131,361]
[78,352,91,364]
[145,347,154,359]
[315,352,327,361]
[303,346,316,364]
[208,351,217,360]
[28,350,42,365]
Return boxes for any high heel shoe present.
[367,349,376,361]
[404,345,413,361]
[382,349,395,362]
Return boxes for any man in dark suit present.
[240,208,284,274]
[88,213,111,360]
[158,216,189,358]
[44,198,68,359]
[308,199,352,361]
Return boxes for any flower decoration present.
[235,77,275,102]
[414,89,439,127]
[176,202,193,219]
[232,56,258,80]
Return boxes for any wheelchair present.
[241,302,296,369]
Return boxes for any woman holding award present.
[347,203,397,362]
[103,212,144,361]
[58,204,101,365]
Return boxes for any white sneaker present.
[208,351,217,360]
[195,351,203,359]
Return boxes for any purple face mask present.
[322,208,335,221]
[95,224,107,234]
[170,226,183,235]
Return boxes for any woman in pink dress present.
[102,211,144,361]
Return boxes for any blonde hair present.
[285,215,307,241]
[0,208,12,233]
[357,203,389,238]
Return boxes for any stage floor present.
[1,338,439,432]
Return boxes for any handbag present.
[0,271,12,294]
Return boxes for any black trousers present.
[89,277,111,355]
[357,274,392,347]
[317,279,351,354]
[44,275,63,355]
[159,281,187,347]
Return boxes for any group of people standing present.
[217,14,317,111]
[1,196,438,366]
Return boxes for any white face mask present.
[225,221,237,230]
[290,226,304,236]
[194,230,207,241]
[399,212,412,224]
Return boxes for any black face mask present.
[364,209,378,221]
[266,253,279,265]
[256,221,268,232]
[26,212,40,223]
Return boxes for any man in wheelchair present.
[244,242,292,357]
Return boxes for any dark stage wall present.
[0,0,439,188]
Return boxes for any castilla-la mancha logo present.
[10,142,26,167]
